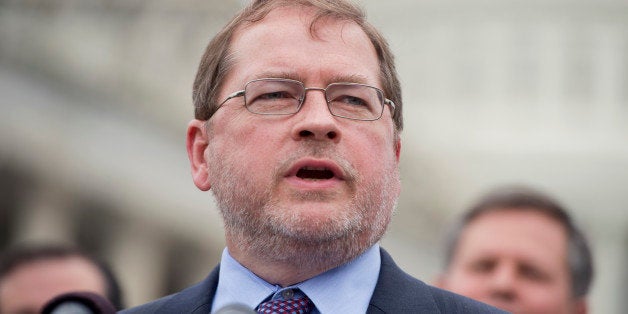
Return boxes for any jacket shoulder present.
[368,248,507,313]
[427,285,509,313]
[119,294,177,314]
[119,265,220,314]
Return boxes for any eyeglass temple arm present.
[225,90,245,101]
[218,90,245,107]
[384,99,395,112]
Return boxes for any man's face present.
[438,209,585,314]
[0,257,107,314]
[192,6,400,265]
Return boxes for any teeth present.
[302,166,328,171]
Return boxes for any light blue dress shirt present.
[211,244,381,313]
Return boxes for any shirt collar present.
[212,244,381,313]
[211,248,277,312]
[298,244,380,313]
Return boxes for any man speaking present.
[122,1,506,313]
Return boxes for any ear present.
[394,138,401,161]
[187,119,211,191]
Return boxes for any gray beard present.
[209,144,399,273]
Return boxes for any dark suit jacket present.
[120,248,507,313]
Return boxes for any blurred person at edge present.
[121,0,505,313]
[436,185,594,314]
[0,244,124,314]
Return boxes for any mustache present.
[275,144,358,182]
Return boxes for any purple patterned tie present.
[256,295,314,314]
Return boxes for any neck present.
[228,245,327,286]
[225,230,373,286]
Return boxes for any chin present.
[269,207,361,240]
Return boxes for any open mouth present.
[287,159,344,182]
[296,166,335,180]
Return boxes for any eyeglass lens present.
[244,79,384,120]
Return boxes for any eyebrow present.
[251,72,370,86]
[327,74,369,85]
[252,71,305,83]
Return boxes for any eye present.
[519,264,549,282]
[259,91,294,100]
[257,91,295,101]
[246,87,301,114]
[469,259,496,274]
[246,79,302,104]
[335,95,369,107]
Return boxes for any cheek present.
[451,273,486,292]
[444,266,492,296]
[350,128,397,168]
[520,283,571,308]
[212,122,283,176]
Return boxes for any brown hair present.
[192,0,403,132]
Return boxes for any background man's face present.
[438,209,581,314]
[0,257,106,314]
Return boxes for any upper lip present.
[286,158,345,180]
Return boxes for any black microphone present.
[214,303,256,314]
[41,291,116,314]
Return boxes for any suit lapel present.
[367,249,441,314]
[158,265,220,313]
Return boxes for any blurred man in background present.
[436,185,594,314]
[0,244,124,313]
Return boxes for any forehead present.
[0,257,106,300]
[226,6,380,86]
[458,209,569,265]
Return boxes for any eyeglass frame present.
[216,78,396,121]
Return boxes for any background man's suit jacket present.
[120,249,507,313]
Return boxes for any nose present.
[291,88,341,142]
[487,264,518,303]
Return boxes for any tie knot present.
[257,293,313,314]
